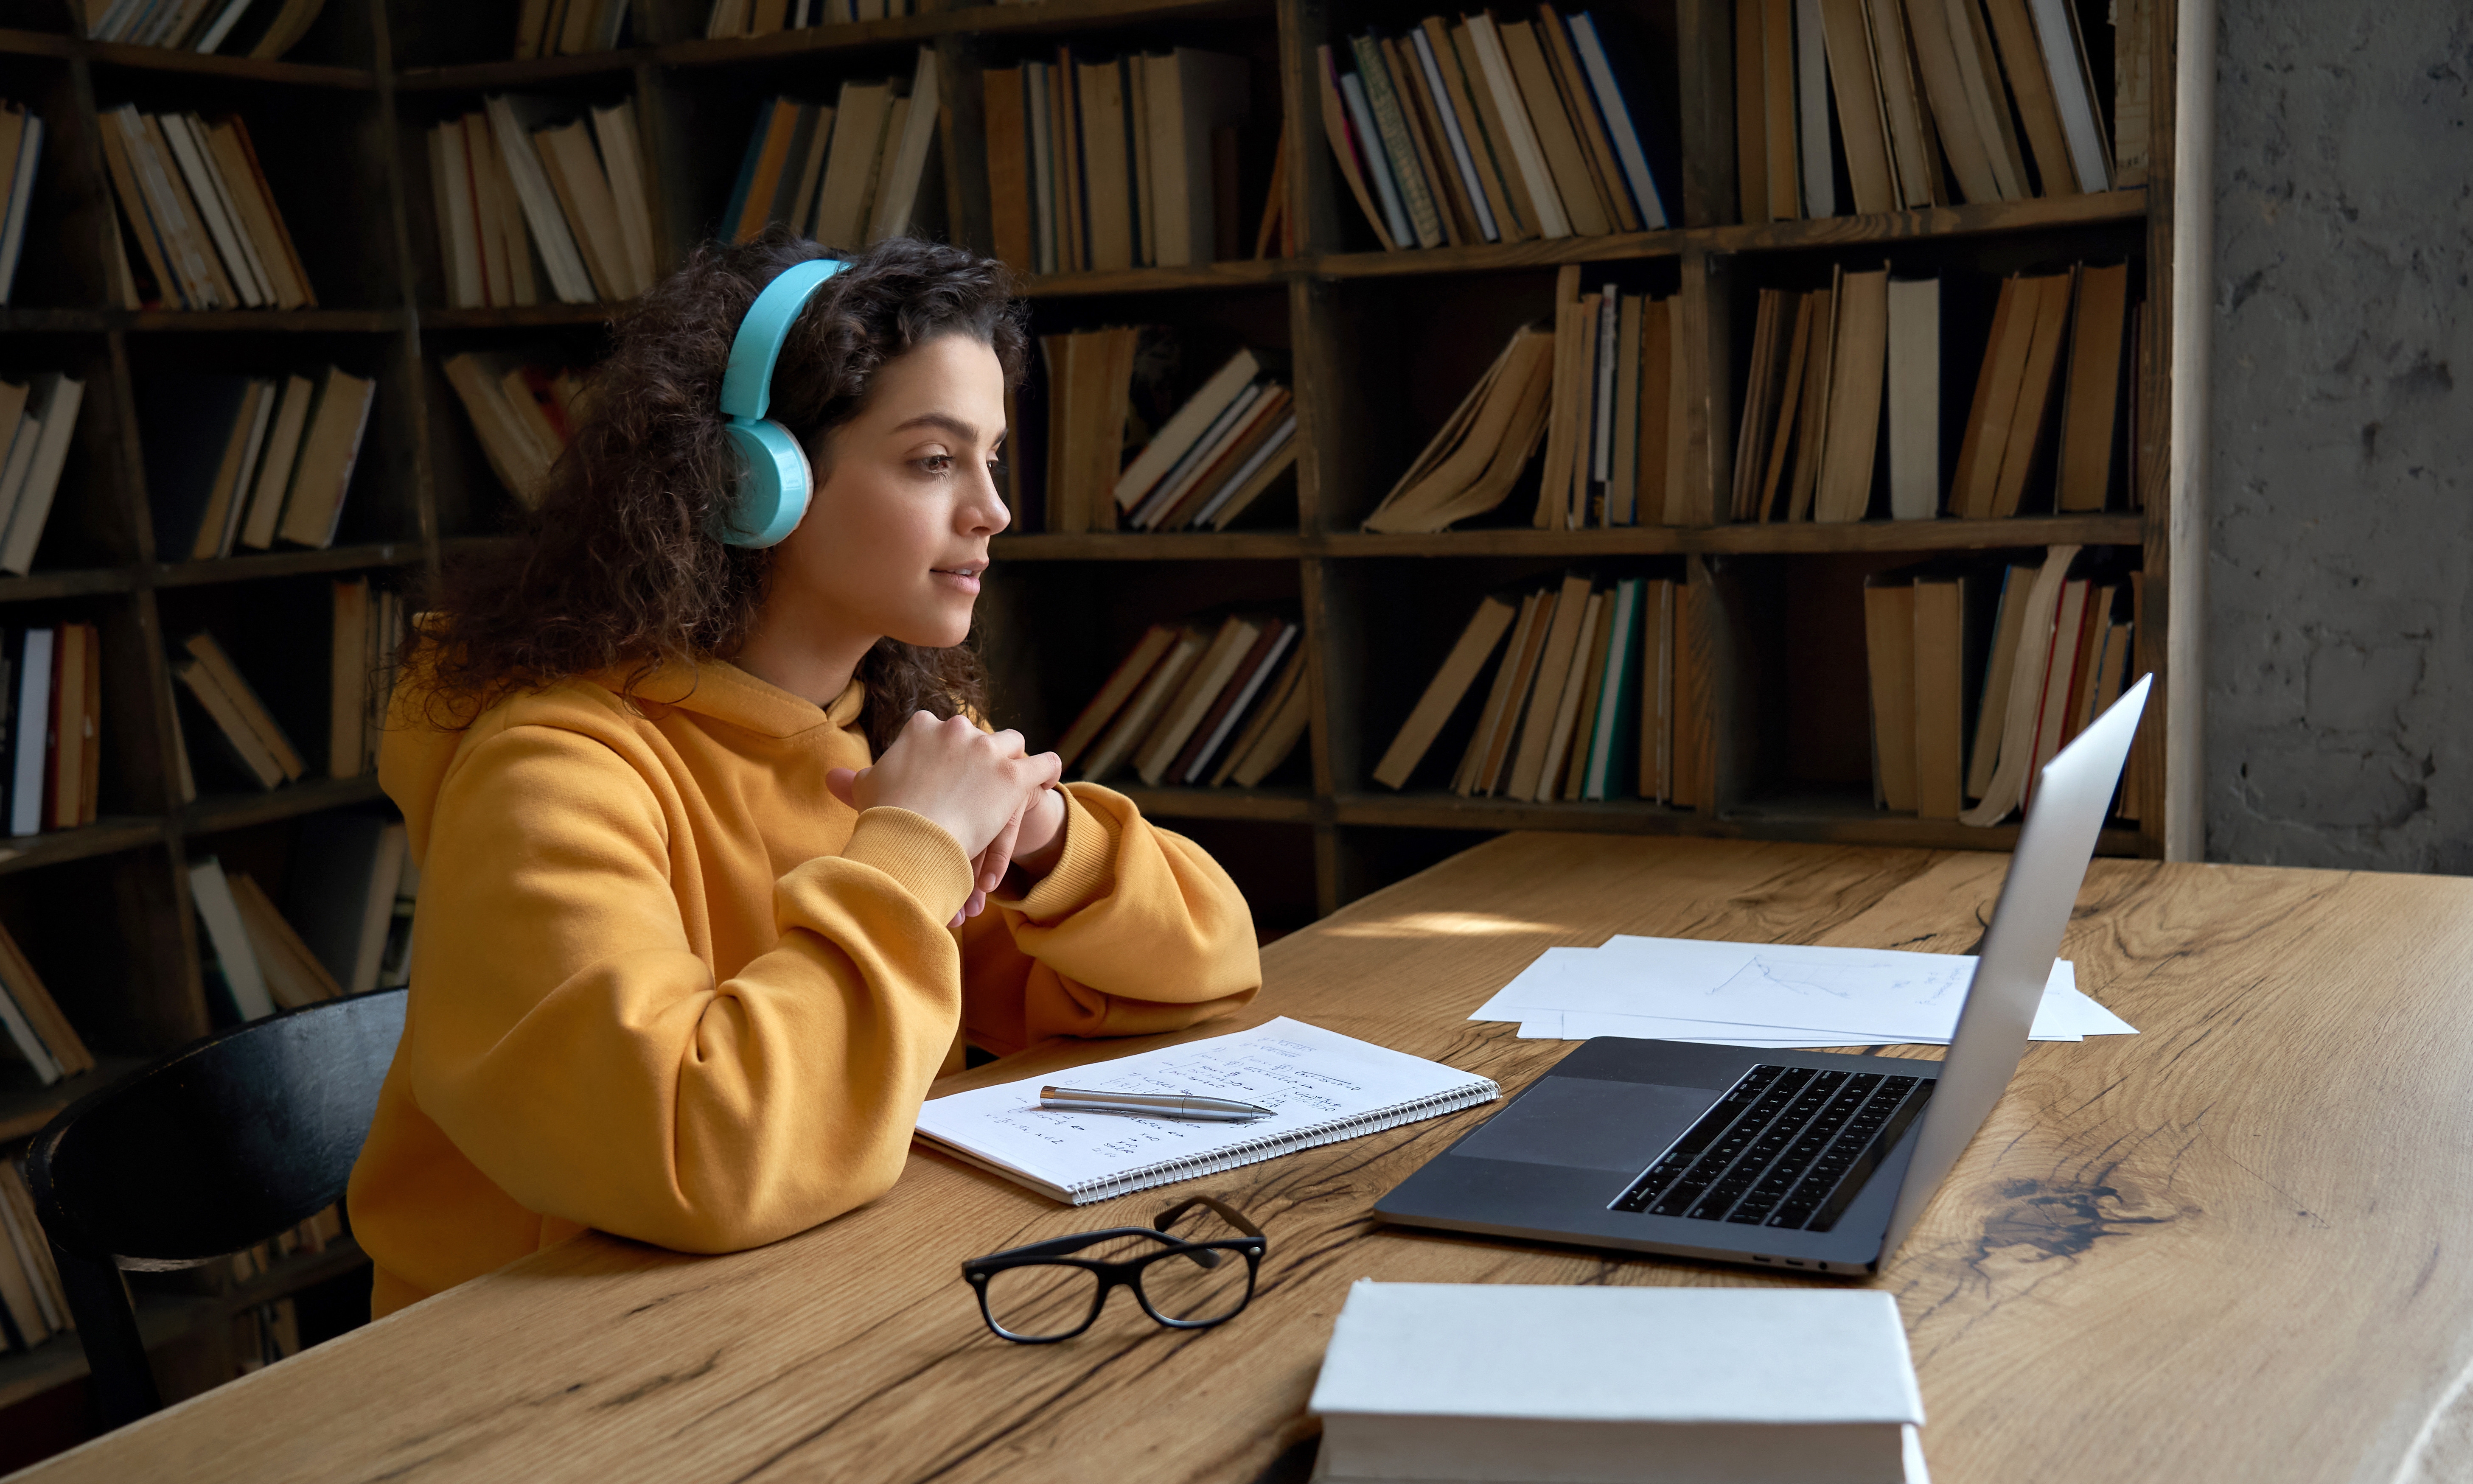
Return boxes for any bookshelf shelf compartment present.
[181,776,388,838]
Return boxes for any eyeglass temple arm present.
[1151,1194,1263,1240]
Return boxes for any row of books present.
[0,916,93,1086]
[1319,7,1670,254]
[981,48,1252,275]
[513,0,631,57]
[429,97,657,308]
[0,624,105,837]
[1732,258,2133,524]
[1374,573,1701,806]
[80,0,326,57]
[1737,0,2116,224]
[0,376,85,578]
[703,0,921,34]
[0,104,43,307]
[720,52,941,251]
[1862,547,2140,823]
[171,584,403,801]
[0,1158,69,1354]
[189,814,407,1024]
[141,367,377,562]
[1365,281,1685,535]
[102,106,316,313]
[441,353,581,510]
[1056,617,1309,789]
[1040,342,1297,534]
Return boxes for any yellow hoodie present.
[345,659,1260,1319]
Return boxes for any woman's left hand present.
[826,746,1063,927]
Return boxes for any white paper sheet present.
[1474,936,2137,1047]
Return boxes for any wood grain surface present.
[23,834,2471,1484]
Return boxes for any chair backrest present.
[27,988,405,1269]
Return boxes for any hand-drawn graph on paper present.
[1708,954,1972,1007]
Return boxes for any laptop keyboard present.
[1608,1066,1934,1233]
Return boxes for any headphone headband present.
[712,256,844,549]
[719,257,845,422]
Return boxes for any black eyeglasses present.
[961,1196,1267,1344]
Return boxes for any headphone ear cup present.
[716,419,813,549]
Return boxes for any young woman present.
[346,235,1261,1319]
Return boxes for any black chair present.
[23,988,405,1428]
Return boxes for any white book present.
[1191,414,1293,529]
[1886,274,1940,519]
[10,628,48,837]
[2027,0,2111,192]
[193,0,255,51]
[1795,0,1835,216]
[812,79,892,249]
[0,115,42,305]
[866,48,941,244]
[1114,347,1262,512]
[189,857,275,1022]
[1412,28,1496,241]
[1338,72,1413,250]
[0,375,82,576]
[1309,1284,1928,1484]
[916,1016,1499,1205]
[0,403,37,537]
[434,120,481,307]
[1182,622,1296,783]
[1566,13,1667,229]
[591,101,658,298]
[485,95,595,303]
[1465,14,1570,238]
[350,823,408,994]
[0,969,60,1083]
[163,112,269,306]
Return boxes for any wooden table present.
[23,836,2473,1484]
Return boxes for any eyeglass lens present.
[1138,1204,1254,1325]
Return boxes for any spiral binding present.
[1065,1078,1502,1205]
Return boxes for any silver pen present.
[1038,1086,1275,1122]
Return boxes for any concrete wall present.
[2206,6,2473,869]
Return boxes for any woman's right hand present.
[825,711,1059,871]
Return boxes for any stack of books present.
[329,576,405,781]
[980,48,1253,275]
[1318,8,1669,252]
[0,624,107,837]
[0,103,42,306]
[0,1158,70,1355]
[720,50,942,250]
[1104,348,1296,532]
[1374,572,1698,806]
[0,919,92,1088]
[513,0,631,56]
[188,854,343,1022]
[0,375,85,577]
[1865,547,2139,824]
[140,367,378,561]
[703,0,917,34]
[82,0,328,58]
[190,812,406,1022]
[1730,259,2134,524]
[171,631,305,795]
[100,106,316,311]
[440,352,581,508]
[430,97,657,308]
[1057,616,1308,788]
[1735,0,2113,221]
[1362,278,1683,534]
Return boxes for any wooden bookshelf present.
[0,0,2181,1420]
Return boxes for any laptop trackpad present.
[1452,1077,1713,1172]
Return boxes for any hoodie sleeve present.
[399,716,976,1255]
[956,782,1260,1057]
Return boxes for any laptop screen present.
[1880,674,2151,1257]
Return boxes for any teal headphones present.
[713,256,847,548]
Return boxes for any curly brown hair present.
[413,230,1028,754]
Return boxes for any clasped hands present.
[825,711,1066,927]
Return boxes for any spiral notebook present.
[915,1017,1501,1204]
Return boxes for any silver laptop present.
[1374,675,2152,1276]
